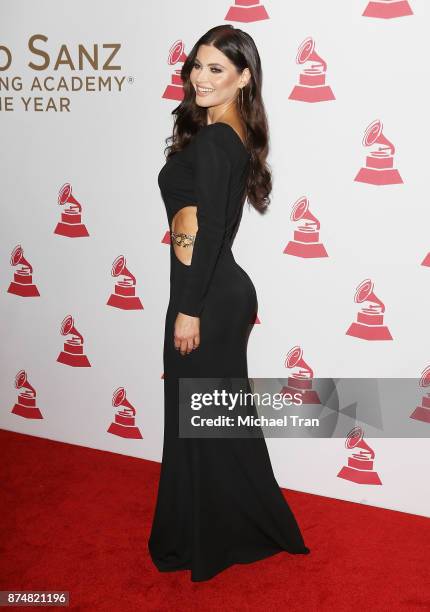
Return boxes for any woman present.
[148,24,310,582]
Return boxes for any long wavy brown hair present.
[164,25,272,214]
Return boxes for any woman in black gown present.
[148,24,310,582]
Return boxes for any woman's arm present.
[176,128,232,317]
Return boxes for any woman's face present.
[190,44,247,109]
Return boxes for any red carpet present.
[0,429,428,611]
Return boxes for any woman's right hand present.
[174,312,200,355]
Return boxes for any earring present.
[238,87,244,112]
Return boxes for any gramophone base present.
[224,4,269,23]
[54,223,90,237]
[410,406,430,423]
[280,386,321,405]
[421,252,430,267]
[288,85,335,103]
[363,1,413,19]
[57,352,91,367]
[107,422,143,439]
[354,166,403,185]
[284,241,328,258]
[7,282,40,297]
[11,404,43,419]
[337,465,382,485]
[162,85,184,101]
[346,322,393,340]
[107,294,144,310]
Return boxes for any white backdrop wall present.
[1,0,429,518]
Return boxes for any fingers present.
[179,337,195,356]
[174,334,200,356]
[181,338,192,356]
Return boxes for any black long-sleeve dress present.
[148,121,310,582]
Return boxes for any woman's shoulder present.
[194,122,248,157]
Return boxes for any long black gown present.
[148,121,310,582]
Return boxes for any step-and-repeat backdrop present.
[1,0,429,517]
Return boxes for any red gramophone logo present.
[7,245,40,297]
[224,0,269,23]
[251,311,260,324]
[363,0,413,19]
[346,278,393,341]
[354,119,403,185]
[410,365,430,424]
[337,426,382,485]
[283,196,328,258]
[54,183,90,238]
[11,370,43,419]
[57,315,91,367]
[107,255,143,310]
[162,228,171,245]
[421,247,430,267]
[162,40,187,101]
[107,387,143,439]
[280,346,321,405]
[289,37,335,103]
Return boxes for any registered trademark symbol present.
[128,76,134,84]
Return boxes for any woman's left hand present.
[174,312,200,355]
